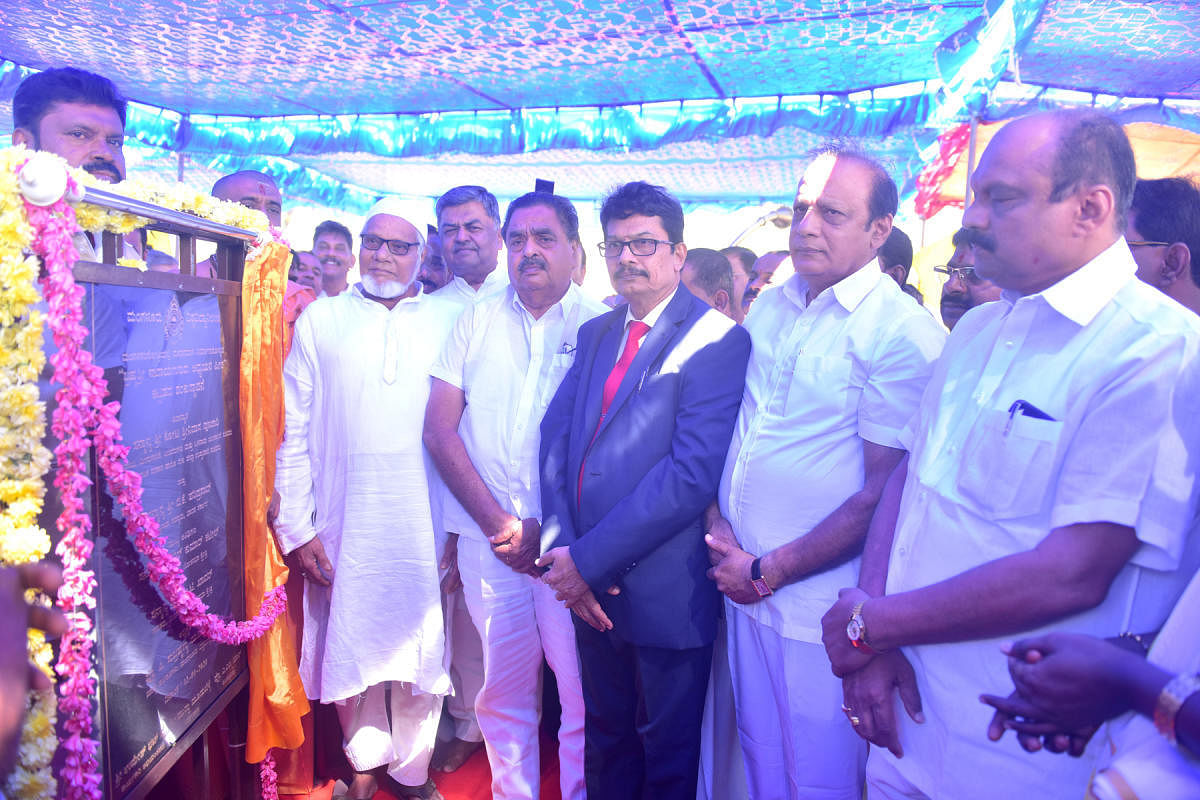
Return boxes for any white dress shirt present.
[719,265,946,643]
[431,283,607,539]
[607,286,678,364]
[434,266,510,310]
[877,239,1200,799]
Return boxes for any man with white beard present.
[274,199,457,800]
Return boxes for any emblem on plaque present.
[164,295,184,341]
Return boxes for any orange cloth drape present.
[240,242,311,764]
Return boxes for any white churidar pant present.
[458,536,586,800]
[334,681,442,786]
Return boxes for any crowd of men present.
[4,65,1200,800]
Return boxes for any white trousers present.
[334,682,442,786]
[727,606,866,800]
[459,535,586,800]
[443,583,485,742]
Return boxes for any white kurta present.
[274,285,459,703]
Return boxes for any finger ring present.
[849,715,862,726]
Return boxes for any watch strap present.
[750,557,772,598]
[1154,673,1200,744]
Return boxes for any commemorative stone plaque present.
[69,277,247,799]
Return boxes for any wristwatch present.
[750,557,773,598]
[846,601,876,653]
[1154,673,1200,744]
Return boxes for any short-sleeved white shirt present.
[430,283,606,540]
[719,264,946,642]
[878,239,1200,799]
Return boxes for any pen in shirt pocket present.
[1004,399,1055,435]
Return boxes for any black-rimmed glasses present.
[361,233,420,255]
[598,238,678,258]
[1127,240,1171,248]
[934,264,984,285]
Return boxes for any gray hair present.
[435,185,501,227]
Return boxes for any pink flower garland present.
[23,170,287,798]
[259,750,279,800]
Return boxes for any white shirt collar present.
[1001,237,1136,327]
[450,266,509,297]
[509,281,578,322]
[625,286,679,330]
[783,259,883,312]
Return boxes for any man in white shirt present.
[424,191,606,800]
[820,110,1200,800]
[425,184,509,771]
[705,150,945,799]
[275,201,458,800]
[434,185,510,307]
[313,220,355,298]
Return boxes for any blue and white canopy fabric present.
[2,0,1197,211]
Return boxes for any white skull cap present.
[366,196,411,221]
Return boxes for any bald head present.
[963,110,1134,295]
[212,170,282,227]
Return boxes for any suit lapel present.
[571,310,623,469]
[596,288,691,436]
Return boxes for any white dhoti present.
[458,536,586,800]
[335,681,443,786]
[728,606,866,800]
[697,614,748,800]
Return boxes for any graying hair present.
[435,185,500,226]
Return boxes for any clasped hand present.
[488,517,542,577]
[536,546,619,632]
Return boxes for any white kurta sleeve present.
[274,308,321,554]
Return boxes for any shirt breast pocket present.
[957,409,1064,519]
[539,352,576,408]
[785,355,855,418]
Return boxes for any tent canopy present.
[2,0,1198,211]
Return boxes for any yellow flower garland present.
[0,146,55,800]
[0,144,276,799]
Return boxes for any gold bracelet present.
[1153,673,1200,745]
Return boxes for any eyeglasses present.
[1127,240,1171,248]
[934,265,984,284]
[360,234,420,256]
[597,238,678,258]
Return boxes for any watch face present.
[846,618,863,642]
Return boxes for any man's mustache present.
[85,162,121,181]
[615,267,649,280]
[518,257,546,271]
[965,229,997,253]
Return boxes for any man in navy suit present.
[537,182,751,799]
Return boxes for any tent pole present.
[177,152,185,183]
[964,114,979,208]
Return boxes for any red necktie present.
[579,320,651,505]
[601,320,651,416]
